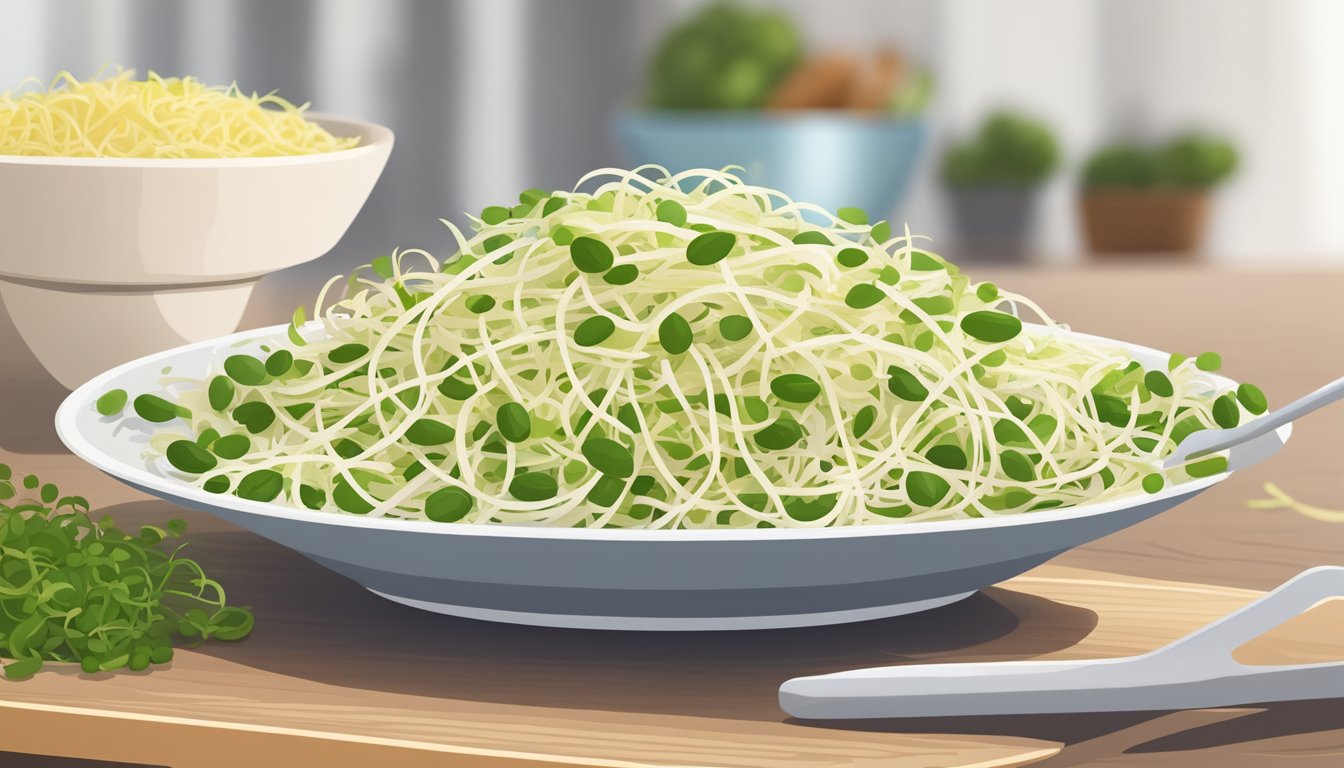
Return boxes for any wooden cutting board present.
[0,500,1339,768]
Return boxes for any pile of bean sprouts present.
[122,167,1263,529]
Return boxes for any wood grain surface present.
[0,266,1341,767]
[0,558,1320,768]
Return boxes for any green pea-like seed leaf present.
[480,205,510,225]
[1212,393,1240,429]
[1236,383,1268,415]
[232,401,276,434]
[133,394,182,423]
[300,484,326,510]
[770,373,821,404]
[659,440,694,460]
[1005,396,1032,420]
[224,355,267,385]
[95,389,127,416]
[754,416,803,451]
[196,427,220,448]
[976,282,999,302]
[837,248,868,268]
[792,231,831,246]
[602,264,639,285]
[852,404,878,439]
[264,350,293,377]
[658,313,694,355]
[425,487,473,522]
[906,470,951,507]
[586,475,626,507]
[208,376,235,411]
[926,444,967,470]
[719,315,753,341]
[466,294,496,314]
[236,469,283,502]
[1195,351,1222,371]
[836,206,869,225]
[982,349,1008,367]
[616,403,642,433]
[542,196,566,216]
[910,251,945,271]
[886,366,929,401]
[569,236,614,273]
[686,231,736,266]
[1001,450,1035,482]
[574,316,616,347]
[1028,414,1059,441]
[1144,370,1174,397]
[960,311,1023,343]
[405,418,456,445]
[656,199,687,227]
[871,220,892,242]
[333,477,375,513]
[783,493,838,522]
[844,283,885,309]
[328,343,369,364]
[438,376,477,400]
[912,295,954,316]
[497,402,532,442]
[166,440,217,474]
[582,437,634,479]
[1091,393,1131,428]
[203,475,230,493]
[1186,455,1229,478]
[369,254,394,279]
[509,471,558,502]
[1142,473,1165,494]
[743,396,769,423]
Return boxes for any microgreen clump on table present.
[0,465,252,680]
[102,167,1265,529]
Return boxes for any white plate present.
[55,323,1290,631]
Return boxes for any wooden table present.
[1,265,1341,766]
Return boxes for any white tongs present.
[781,566,1344,719]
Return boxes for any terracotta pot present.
[1081,190,1210,256]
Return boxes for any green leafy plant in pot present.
[1081,134,1238,256]
[942,111,1059,263]
[620,1,932,221]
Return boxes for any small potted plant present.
[619,1,932,221]
[1081,134,1238,255]
[942,111,1059,263]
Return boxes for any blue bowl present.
[618,112,926,221]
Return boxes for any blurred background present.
[1,0,1342,323]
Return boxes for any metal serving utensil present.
[780,565,1344,719]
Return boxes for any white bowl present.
[56,322,1290,631]
[0,115,393,388]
